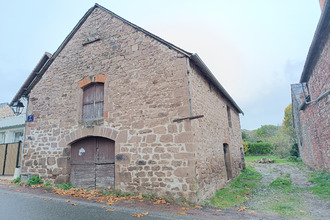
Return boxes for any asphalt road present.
[0,189,205,220]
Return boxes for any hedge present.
[245,142,273,155]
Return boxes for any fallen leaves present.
[238,206,248,212]
[153,199,167,205]
[71,203,78,206]
[65,200,71,203]
[30,184,44,189]
[216,209,223,212]
[132,212,148,218]
[194,205,202,209]
[174,212,186,215]
[181,207,189,211]
[44,199,51,201]
[106,209,115,212]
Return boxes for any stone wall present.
[298,36,330,172]
[189,61,243,201]
[0,104,14,119]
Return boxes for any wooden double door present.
[70,137,115,189]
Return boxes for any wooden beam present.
[173,115,204,123]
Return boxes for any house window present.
[227,105,232,128]
[13,131,23,142]
[82,83,104,121]
[0,132,5,144]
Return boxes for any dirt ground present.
[246,161,330,220]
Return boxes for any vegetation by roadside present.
[309,172,330,200]
[210,156,330,219]
[210,167,261,208]
[10,175,196,209]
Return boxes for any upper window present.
[13,131,23,142]
[82,83,104,121]
[0,132,5,144]
[227,105,232,128]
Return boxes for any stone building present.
[11,4,244,201]
[291,0,329,172]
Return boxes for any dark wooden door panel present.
[71,137,96,164]
[70,164,95,189]
[97,137,115,163]
[71,137,115,189]
[96,164,115,189]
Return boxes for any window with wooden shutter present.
[82,83,104,121]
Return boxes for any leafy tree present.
[256,125,280,142]
[282,104,297,143]
[242,130,247,141]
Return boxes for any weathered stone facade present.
[18,4,244,201]
[291,1,329,172]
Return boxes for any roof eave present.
[10,52,52,106]
[300,0,329,83]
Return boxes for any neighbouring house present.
[0,103,25,144]
[11,4,244,201]
[0,102,26,176]
[291,0,329,172]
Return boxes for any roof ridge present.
[94,3,192,57]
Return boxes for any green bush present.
[54,182,73,190]
[12,176,22,184]
[44,182,52,188]
[26,175,43,186]
[287,156,301,162]
[290,143,299,157]
[243,141,248,153]
[245,142,273,155]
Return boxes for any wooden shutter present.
[82,83,104,121]
[94,84,104,119]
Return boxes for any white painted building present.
[0,101,26,144]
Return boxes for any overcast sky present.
[0,0,321,130]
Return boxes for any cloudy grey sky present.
[0,0,321,130]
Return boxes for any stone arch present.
[62,127,118,147]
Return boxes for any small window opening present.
[227,105,232,128]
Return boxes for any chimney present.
[319,0,325,10]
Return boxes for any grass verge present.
[308,171,330,200]
[245,155,302,164]
[210,167,262,208]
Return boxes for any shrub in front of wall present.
[243,141,249,153]
[26,175,44,186]
[246,142,273,155]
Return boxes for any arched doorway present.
[70,136,115,189]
